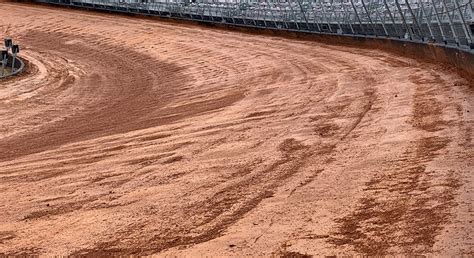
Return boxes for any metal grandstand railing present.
[35,0,474,49]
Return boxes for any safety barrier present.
[28,0,474,80]
[33,0,474,50]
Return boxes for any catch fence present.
[35,0,474,49]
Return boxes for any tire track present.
[0,3,471,256]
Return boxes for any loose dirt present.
[0,2,472,256]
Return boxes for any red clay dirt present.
[0,2,473,256]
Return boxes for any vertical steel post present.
[216,0,223,22]
[229,0,236,24]
[206,0,215,21]
[361,0,376,35]
[276,0,289,29]
[341,1,355,34]
[311,0,321,32]
[441,0,459,44]
[384,0,400,38]
[404,0,424,40]
[260,0,268,27]
[250,0,258,26]
[198,0,204,20]
[296,0,311,31]
[330,0,344,34]
[320,0,333,32]
[269,0,279,28]
[287,0,300,30]
[374,0,389,36]
[453,0,472,45]
[419,0,435,41]
[395,0,412,40]
[350,0,365,35]
[430,0,447,43]
[310,0,322,32]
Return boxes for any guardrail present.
[34,0,474,50]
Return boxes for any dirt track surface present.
[0,3,473,256]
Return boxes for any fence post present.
[320,0,333,32]
[419,0,435,41]
[404,0,424,41]
[441,0,459,45]
[430,0,447,43]
[296,0,311,31]
[395,0,413,40]
[341,1,355,34]
[310,0,322,32]
[384,0,400,38]
[329,0,343,33]
[453,0,472,46]
[372,0,389,37]
[350,0,365,35]
[361,0,376,35]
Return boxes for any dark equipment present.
[1,49,8,76]
[4,38,12,49]
[1,50,7,60]
[12,45,19,54]
[11,45,19,73]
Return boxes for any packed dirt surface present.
[0,2,473,256]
